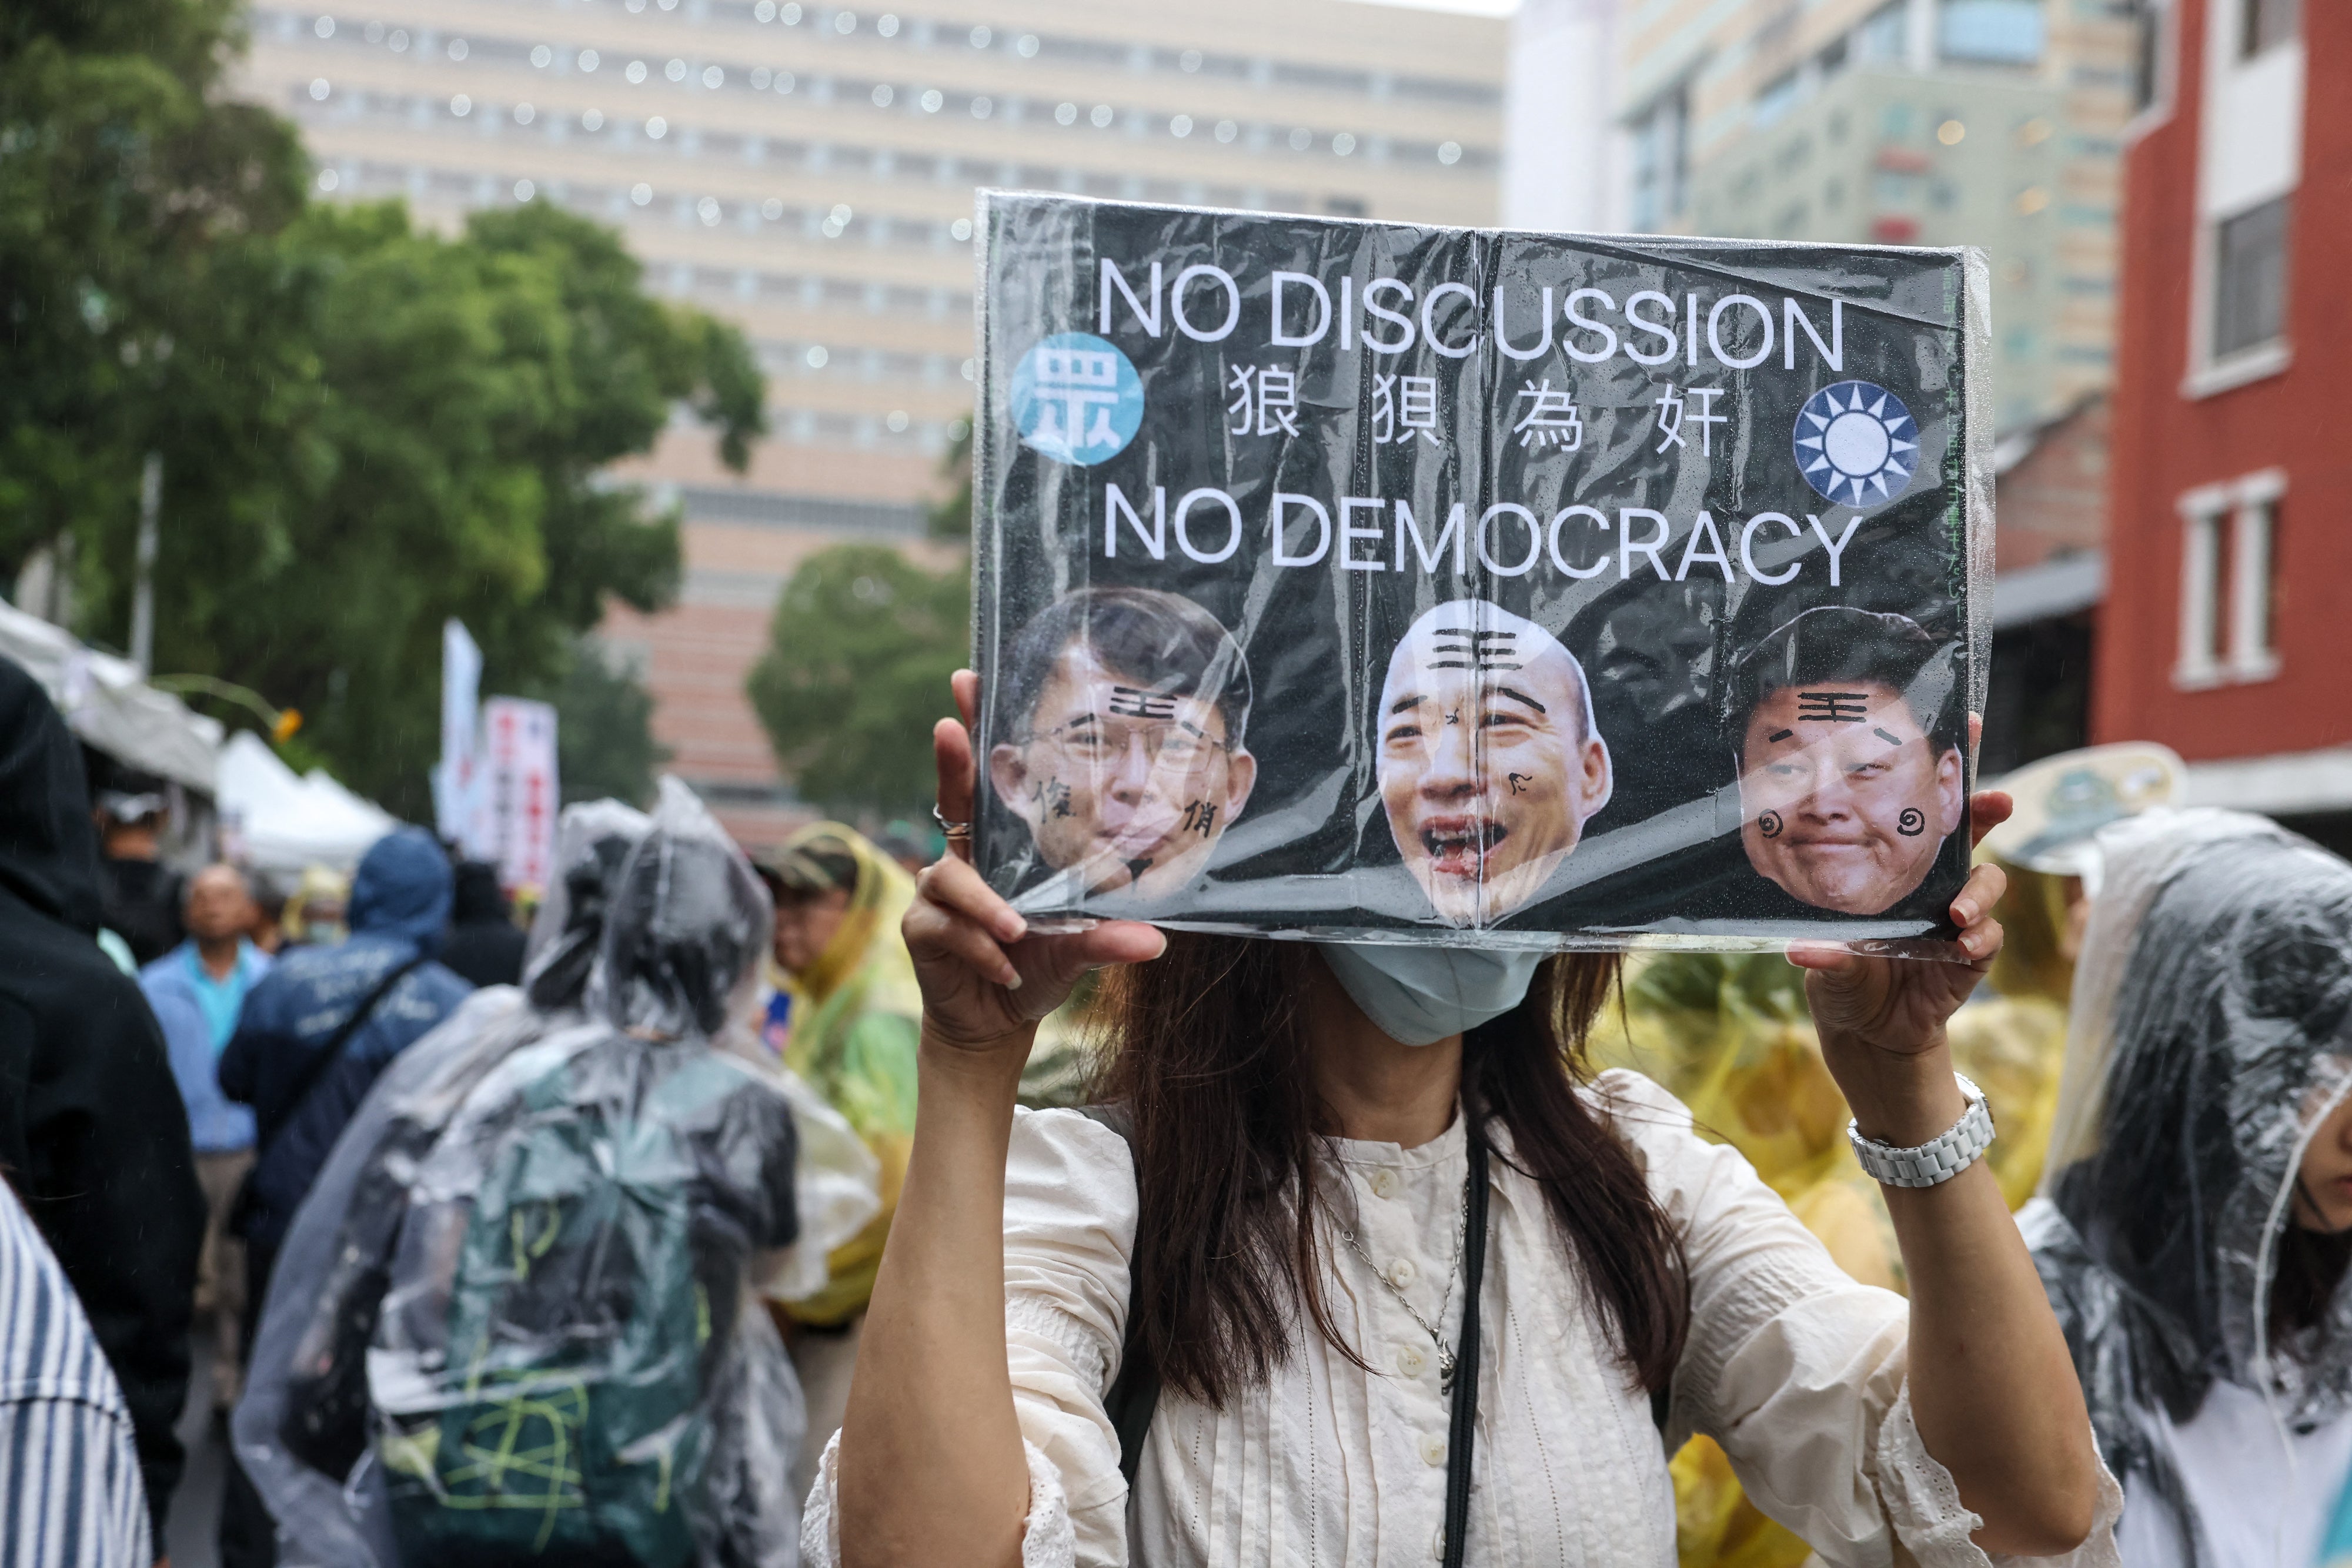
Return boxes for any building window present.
[1753,69,1801,128]
[1629,86,1689,231]
[2227,492,2278,676]
[2176,473,2284,687]
[2126,0,2169,112]
[2240,0,2297,58]
[1939,0,2045,64]
[2211,195,2290,359]
[1853,2,1908,62]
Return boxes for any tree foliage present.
[2,0,764,816]
[749,544,969,817]
[546,638,671,810]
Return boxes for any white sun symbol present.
[1794,380,1919,505]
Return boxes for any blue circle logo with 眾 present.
[1795,380,1919,505]
[1010,332,1144,466]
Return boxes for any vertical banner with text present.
[479,696,559,894]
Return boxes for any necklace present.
[1323,1164,1474,1393]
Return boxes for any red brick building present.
[1983,393,2108,777]
[2094,0,2351,848]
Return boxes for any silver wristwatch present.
[1847,1074,1995,1189]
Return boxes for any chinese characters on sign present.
[477,696,559,894]
[1032,344,1125,452]
[1373,374,1442,446]
[1512,380,1583,451]
[1655,386,1727,456]
[1227,364,1302,437]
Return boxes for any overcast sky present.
[1347,0,1519,17]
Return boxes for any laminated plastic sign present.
[970,192,1993,954]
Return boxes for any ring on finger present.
[932,803,973,840]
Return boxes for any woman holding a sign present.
[800,668,2116,1568]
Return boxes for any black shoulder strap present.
[1439,1132,1491,1568]
[264,951,426,1148]
[1077,1104,1159,1487]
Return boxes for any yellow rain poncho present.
[1590,935,2070,1568]
[771,824,924,1327]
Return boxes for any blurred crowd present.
[8,624,2352,1568]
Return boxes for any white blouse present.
[803,1069,2120,1567]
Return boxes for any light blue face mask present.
[1313,942,1546,1048]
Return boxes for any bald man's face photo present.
[1377,614,1611,926]
[1735,681,1965,915]
[990,642,1257,900]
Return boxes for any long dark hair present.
[1092,932,1688,1409]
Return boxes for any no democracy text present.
[1100,483,1873,587]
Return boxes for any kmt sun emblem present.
[1794,380,1919,506]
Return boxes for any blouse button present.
[1418,1430,1448,1467]
[1369,1167,1401,1199]
[1387,1256,1418,1288]
[1433,1525,1448,1559]
[1395,1344,1426,1379]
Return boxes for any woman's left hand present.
[1791,783,2013,1143]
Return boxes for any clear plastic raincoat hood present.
[2020,809,2352,1559]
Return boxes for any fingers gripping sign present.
[908,670,1165,1057]
[1784,714,2016,1142]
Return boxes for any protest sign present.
[970,192,1992,954]
[477,696,559,895]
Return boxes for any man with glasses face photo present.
[988,586,1257,901]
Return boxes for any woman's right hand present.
[907,669,1165,1058]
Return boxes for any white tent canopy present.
[0,598,221,792]
[216,729,397,877]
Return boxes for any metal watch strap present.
[1847,1073,1996,1189]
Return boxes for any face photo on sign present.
[988,587,1257,900]
[1376,600,1613,927]
[1730,607,1966,917]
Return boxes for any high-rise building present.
[1612,0,2137,433]
[1502,0,1622,230]
[2095,0,2348,852]
[232,0,1505,842]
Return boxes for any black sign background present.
[971,192,1990,953]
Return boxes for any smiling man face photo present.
[1731,607,1966,917]
[1376,599,1612,927]
[988,587,1256,900]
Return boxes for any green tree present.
[0,0,306,579]
[546,638,671,808]
[748,544,969,817]
[5,1,763,815]
[92,199,763,816]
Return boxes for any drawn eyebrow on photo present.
[1489,685,1549,716]
[1873,726,1906,748]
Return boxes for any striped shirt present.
[0,1185,151,1568]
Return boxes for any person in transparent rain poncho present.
[233,799,650,1563]
[2019,809,2352,1567]
[236,785,874,1566]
